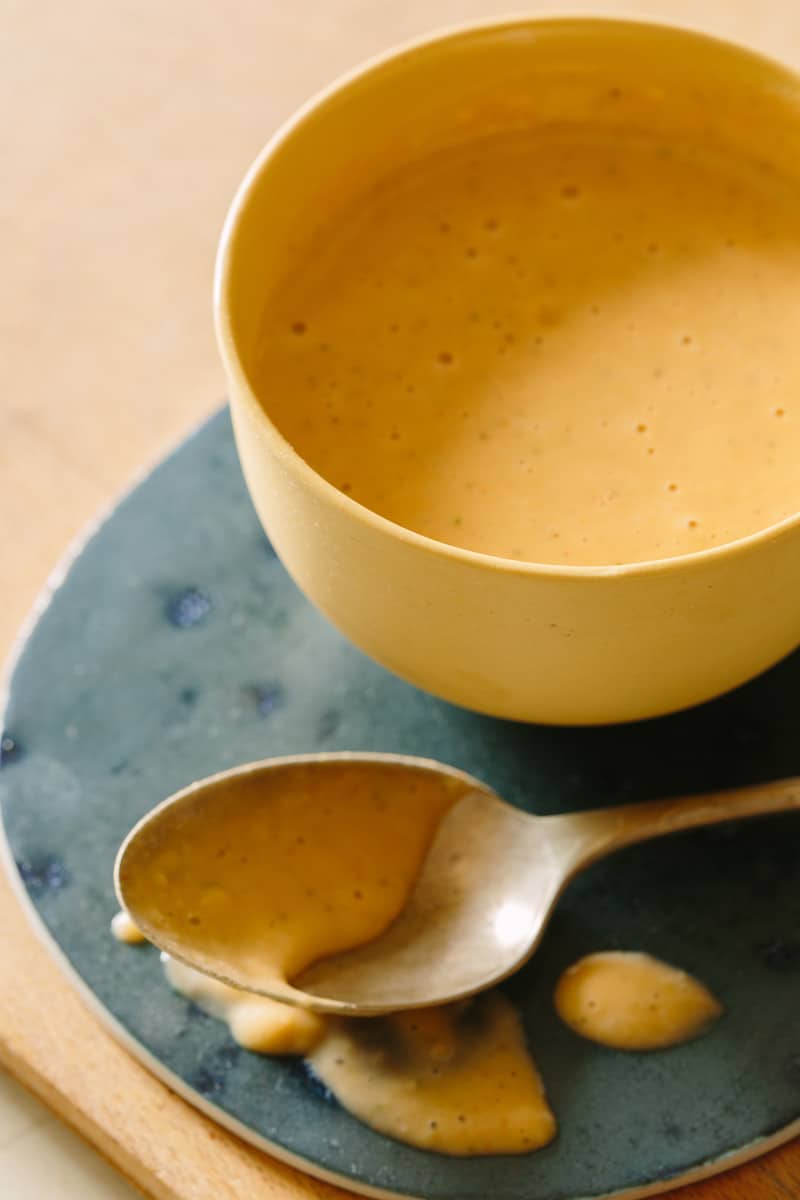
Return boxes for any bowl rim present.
[214,13,800,582]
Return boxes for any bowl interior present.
[218,18,800,403]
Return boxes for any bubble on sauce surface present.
[554,951,722,1050]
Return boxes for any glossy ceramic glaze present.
[215,18,800,724]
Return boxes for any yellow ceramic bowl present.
[215,17,800,725]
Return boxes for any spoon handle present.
[549,775,800,869]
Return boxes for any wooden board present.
[2,2,799,1197]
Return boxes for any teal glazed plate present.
[1,410,799,1200]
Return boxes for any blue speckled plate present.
[2,410,799,1200]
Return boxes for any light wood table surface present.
[2,2,799,1197]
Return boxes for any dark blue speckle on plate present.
[0,734,23,766]
[190,1042,241,1098]
[16,855,70,894]
[1,409,799,1200]
[166,587,213,629]
[250,682,285,717]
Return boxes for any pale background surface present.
[2,2,799,1197]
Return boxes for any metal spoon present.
[115,752,800,1015]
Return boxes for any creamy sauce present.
[119,761,462,993]
[117,930,723,1151]
[257,129,800,565]
[555,951,722,1050]
[111,911,146,944]
[163,955,325,1054]
[311,993,555,1155]
[162,955,555,1155]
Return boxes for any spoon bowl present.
[115,753,800,1014]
